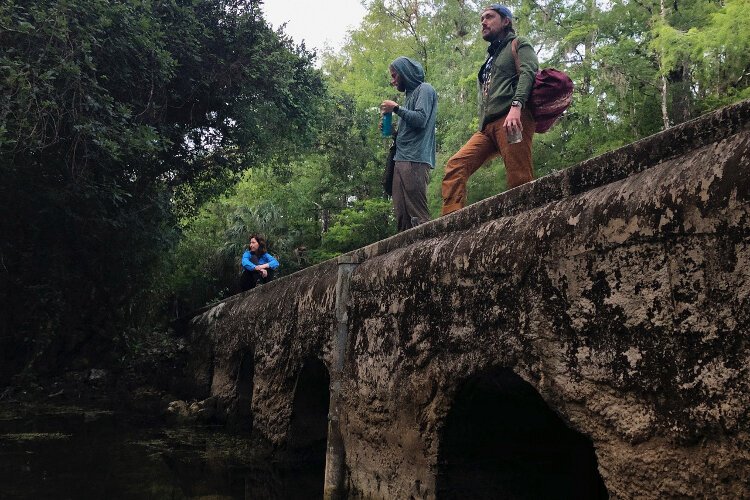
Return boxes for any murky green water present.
[0,402,323,499]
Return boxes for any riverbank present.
[0,398,322,499]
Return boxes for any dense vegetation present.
[1,0,748,382]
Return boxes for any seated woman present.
[240,234,280,291]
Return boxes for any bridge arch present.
[234,349,254,431]
[435,367,608,499]
[286,357,330,460]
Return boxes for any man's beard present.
[484,28,508,42]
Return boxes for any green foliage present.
[320,199,396,256]
[0,0,324,376]
[3,0,747,380]
[670,0,750,110]
[161,88,388,311]
[159,0,750,315]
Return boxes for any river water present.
[0,401,323,499]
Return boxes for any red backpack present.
[511,39,574,133]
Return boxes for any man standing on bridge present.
[380,56,438,232]
[441,4,539,216]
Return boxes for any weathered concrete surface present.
[188,258,339,434]
[184,100,750,498]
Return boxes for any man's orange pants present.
[441,109,535,216]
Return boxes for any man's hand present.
[503,106,523,134]
[380,100,398,113]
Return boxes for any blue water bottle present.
[381,112,392,137]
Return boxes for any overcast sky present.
[261,0,367,54]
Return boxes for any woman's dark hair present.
[248,234,267,255]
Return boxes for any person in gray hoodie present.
[380,56,438,232]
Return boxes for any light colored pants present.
[441,108,535,216]
[393,161,431,232]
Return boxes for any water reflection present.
[0,402,323,499]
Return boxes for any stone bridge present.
[179,100,750,499]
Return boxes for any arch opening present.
[284,357,330,498]
[229,349,254,432]
[436,367,608,499]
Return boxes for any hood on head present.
[390,56,425,92]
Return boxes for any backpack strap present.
[511,38,521,74]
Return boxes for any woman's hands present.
[255,264,268,278]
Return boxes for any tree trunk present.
[583,0,598,156]
[659,0,671,129]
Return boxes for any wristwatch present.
[511,100,522,108]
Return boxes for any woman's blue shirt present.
[241,250,279,271]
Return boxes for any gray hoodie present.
[391,57,438,168]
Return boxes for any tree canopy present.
[0,0,324,376]
[1,0,747,380]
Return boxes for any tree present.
[0,0,324,379]
[320,199,396,257]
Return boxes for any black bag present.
[382,133,397,196]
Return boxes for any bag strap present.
[511,38,521,74]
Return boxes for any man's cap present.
[484,4,513,19]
